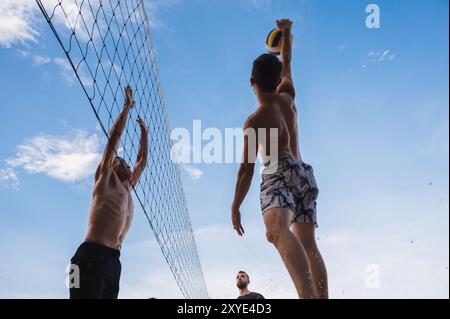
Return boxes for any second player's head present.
[236,271,250,290]
[251,53,282,93]
[113,156,132,182]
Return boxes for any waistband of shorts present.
[263,156,303,166]
[262,156,304,172]
[81,241,121,258]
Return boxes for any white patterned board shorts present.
[260,157,319,227]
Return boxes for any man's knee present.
[264,208,293,245]
[266,228,280,244]
[266,226,288,245]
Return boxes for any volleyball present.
[265,28,294,55]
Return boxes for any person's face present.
[113,157,132,182]
[236,272,249,290]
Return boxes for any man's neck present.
[256,91,277,105]
[239,288,251,296]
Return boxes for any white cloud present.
[53,57,93,87]
[6,130,101,183]
[0,0,39,48]
[32,55,52,66]
[53,0,99,41]
[183,165,204,180]
[0,168,20,191]
[0,0,100,48]
[365,50,396,64]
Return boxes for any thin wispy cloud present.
[53,57,88,87]
[242,0,272,10]
[144,0,183,29]
[17,49,52,66]
[183,165,204,180]
[53,57,95,87]
[32,55,52,66]
[0,168,20,191]
[368,50,396,62]
[362,50,396,68]
[5,130,101,185]
[16,49,93,86]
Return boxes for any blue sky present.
[0,0,448,299]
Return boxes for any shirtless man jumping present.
[70,85,148,299]
[231,19,328,299]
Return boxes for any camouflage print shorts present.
[260,158,319,226]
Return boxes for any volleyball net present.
[36,0,209,299]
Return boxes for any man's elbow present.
[137,159,148,170]
[239,163,255,177]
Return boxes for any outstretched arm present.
[231,118,259,236]
[276,19,296,99]
[96,85,135,179]
[130,116,149,187]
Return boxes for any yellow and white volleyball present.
[265,28,294,55]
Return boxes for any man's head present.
[236,271,250,290]
[251,53,282,93]
[113,156,132,182]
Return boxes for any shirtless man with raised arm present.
[70,85,149,299]
[231,19,328,299]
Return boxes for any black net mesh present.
[36,0,209,299]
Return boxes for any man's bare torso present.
[85,167,134,250]
[250,92,301,164]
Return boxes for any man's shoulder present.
[276,93,297,114]
[251,292,265,299]
[245,111,262,129]
[95,165,113,181]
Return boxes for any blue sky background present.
[0,0,448,298]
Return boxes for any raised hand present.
[124,85,135,108]
[136,116,148,134]
[276,19,293,33]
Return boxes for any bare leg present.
[264,208,317,299]
[291,223,328,299]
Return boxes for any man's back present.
[250,92,300,164]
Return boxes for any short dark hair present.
[238,271,250,280]
[251,54,282,92]
[115,156,130,168]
